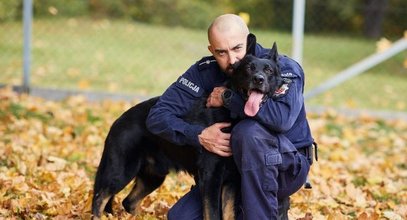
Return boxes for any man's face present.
[208,31,247,75]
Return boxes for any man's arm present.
[146,64,233,156]
[254,76,303,132]
[253,57,305,132]
[146,65,206,150]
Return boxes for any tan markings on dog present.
[222,200,235,220]
[93,193,111,220]
[125,180,146,214]
[222,185,235,220]
[203,198,211,220]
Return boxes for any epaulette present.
[197,57,217,71]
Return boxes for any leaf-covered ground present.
[0,87,406,219]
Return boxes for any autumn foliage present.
[0,87,406,219]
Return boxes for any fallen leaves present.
[0,87,406,219]
[290,111,407,219]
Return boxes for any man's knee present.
[231,119,281,173]
[167,207,177,220]
[167,200,187,220]
[231,119,278,152]
[231,119,257,141]
[168,207,197,220]
[167,186,202,220]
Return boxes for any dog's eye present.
[264,66,273,74]
[247,63,256,72]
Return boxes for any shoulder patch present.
[273,78,292,98]
[176,76,203,97]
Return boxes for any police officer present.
[146,14,314,219]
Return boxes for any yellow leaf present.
[383,211,403,220]
[45,156,67,171]
[357,211,380,220]
[357,212,369,220]
[239,12,250,25]
[376,38,392,52]
[78,79,90,89]
[327,210,346,220]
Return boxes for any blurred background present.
[1,0,406,113]
[0,1,406,218]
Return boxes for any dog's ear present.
[246,33,257,56]
[269,42,279,62]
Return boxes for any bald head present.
[207,14,250,75]
[208,14,249,44]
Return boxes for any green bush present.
[0,0,21,22]
[33,0,88,18]
[89,0,127,18]
[125,0,227,29]
[2,0,405,37]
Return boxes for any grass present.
[0,17,406,110]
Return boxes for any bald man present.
[146,14,314,219]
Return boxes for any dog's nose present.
[253,75,265,85]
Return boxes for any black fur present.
[231,42,284,103]
[91,96,239,219]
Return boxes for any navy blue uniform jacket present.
[146,44,314,151]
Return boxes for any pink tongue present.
[244,91,263,117]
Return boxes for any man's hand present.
[206,86,227,108]
[198,122,232,157]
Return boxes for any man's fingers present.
[217,138,230,147]
[206,96,212,107]
[216,122,232,129]
[216,149,232,157]
[216,141,229,148]
[215,143,232,156]
[198,122,232,157]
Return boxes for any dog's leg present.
[105,196,114,214]
[222,158,240,220]
[221,183,237,220]
[91,190,113,220]
[202,173,223,220]
[92,154,119,219]
[200,155,223,220]
[92,148,140,218]
[122,173,166,215]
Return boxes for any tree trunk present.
[363,0,388,39]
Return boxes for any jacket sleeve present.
[254,57,305,133]
[146,64,206,151]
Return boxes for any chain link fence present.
[1,0,406,112]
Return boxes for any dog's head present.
[231,41,284,117]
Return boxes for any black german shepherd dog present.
[92,35,284,220]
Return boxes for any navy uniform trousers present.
[168,119,310,219]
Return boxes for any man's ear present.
[246,33,257,56]
[269,42,279,62]
[208,45,214,54]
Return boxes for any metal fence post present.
[22,0,33,93]
[292,0,306,65]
